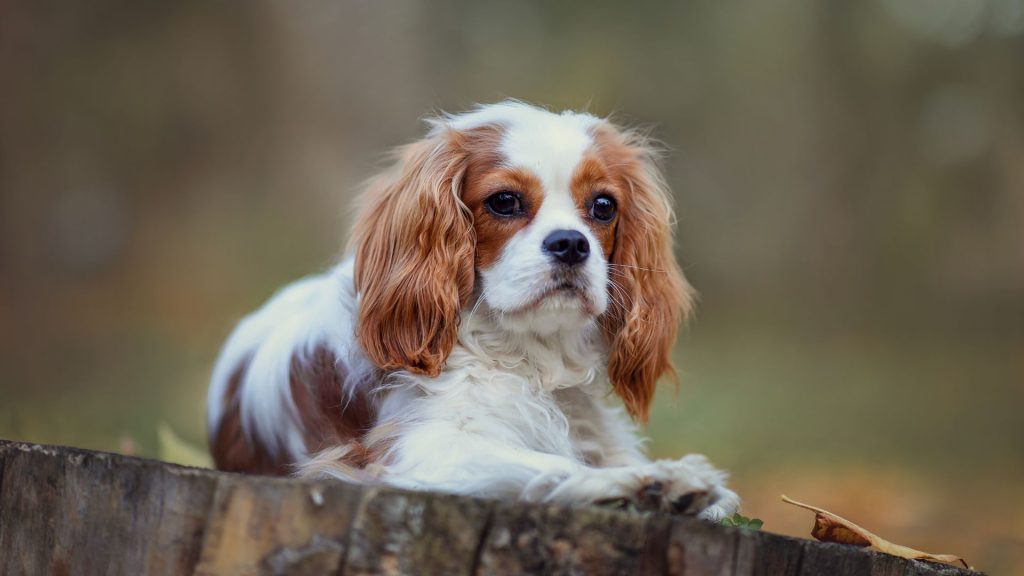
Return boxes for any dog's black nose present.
[542,229,590,266]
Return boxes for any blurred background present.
[1,0,1022,571]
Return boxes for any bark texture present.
[0,440,982,576]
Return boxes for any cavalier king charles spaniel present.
[207,101,739,519]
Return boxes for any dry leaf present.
[781,495,970,569]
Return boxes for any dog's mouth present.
[509,278,595,315]
[540,277,588,301]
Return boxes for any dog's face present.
[351,103,693,421]
[464,113,616,335]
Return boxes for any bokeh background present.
[2,1,1022,572]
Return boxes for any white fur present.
[207,260,376,460]
[207,102,739,519]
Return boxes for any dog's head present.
[351,102,694,421]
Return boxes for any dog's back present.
[207,260,377,474]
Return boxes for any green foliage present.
[721,512,763,530]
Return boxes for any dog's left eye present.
[486,191,522,217]
[590,195,617,222]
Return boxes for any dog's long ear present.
[596,125,695,423]
[351,129,474,376]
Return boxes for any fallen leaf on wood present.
[781,495,970,569]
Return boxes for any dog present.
[207,101,739,519]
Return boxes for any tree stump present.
[0,439,982,575]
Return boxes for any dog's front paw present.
[633,455,740,519]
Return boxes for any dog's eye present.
[590,195,617,222]
[486,191,522,217]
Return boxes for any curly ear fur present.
[351,130,474,376]
[595,126,695,423]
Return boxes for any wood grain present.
[0,440,983,576]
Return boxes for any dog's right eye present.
[485,191,522,217]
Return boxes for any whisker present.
[604,290,624,315]
[605,278,633,312]
[606,267,636,280]
[605,279,627,308]
[607,263,669,274]
[465,285,492,325]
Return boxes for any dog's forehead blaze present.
[459,120,635,268]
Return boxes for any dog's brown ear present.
[351,130,474,376]
[594,125,695,423]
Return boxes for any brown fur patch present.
[351,130,478,377]
[588,124,696,422]
[570,155,620,259]
[464,166,544,269]
[289,347,374,455]
[209,364,291,475]
[350,123,546,374]
[210,349,377,474]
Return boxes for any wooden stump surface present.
[0,440,982,576]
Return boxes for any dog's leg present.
[341,418,737,518]
[562,393,740,519]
